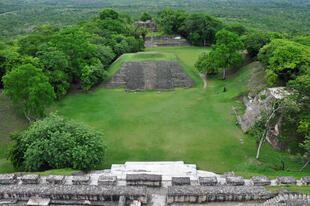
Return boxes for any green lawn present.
[50,46,310,177]
[1,46,310,178]
[0,93,27,174]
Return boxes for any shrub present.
[9,114,106,171]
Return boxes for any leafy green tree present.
[2,64,55,121]
[298,120,310,171]
[250,95,299,159]
[182,13,222,46]
[81,61,107,91]
[9,113,106,171]
[157,9,188,35]
[225,24,247,36]
[258,39,310,85]
[140,12,152,21]
[136,26,149,40]
[210,29,244,79]
[0,42,7,88]
[99,8,119,20]
[293,35,310,47]
[242,31,272,57]
[195,52,219,85]
[95,45,115,68]
[36,45,71,98]
[96,18,126,34]
[50,26,96,78]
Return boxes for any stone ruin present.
[105,61,193,91]
[237,87,291,151]
[134,20,157,32]
[144,36,190,48]
[1,161,310,206]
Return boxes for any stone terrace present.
[0,161,309,206]
[105,61,193,91]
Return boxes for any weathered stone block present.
[226,176,244,186]
[172,177,191,186]
[251,176,271,186]
[21,174,40,184]
[126,174,162,187]
[301,176,310,185]
[276,176,296,185]
[167,186,273,203]
[0,174,17,184]
[98,176,117,186]
[118,195,126,206]
[46,175,65,184]
[27,197,50,206]
[71,176,90,185]
[223,172,235,177]
[199,177,218,186]
[0,185,148,204]
[130,200,141,206]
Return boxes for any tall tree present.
[2,64,55,121]
[181,13,222,46]
[203,29,244,80]
[140,12,152,21]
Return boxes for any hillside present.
[1,0,310,39]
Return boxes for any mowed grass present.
[52,46,310,177]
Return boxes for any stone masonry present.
[0,161,309,206]
[105,61,193,91]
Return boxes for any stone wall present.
[1,161,310,206]
[0,184,147,204]
[167,186,273,204]
[145,36,190,48]
[134,20,157,32]
[105,61,193,91]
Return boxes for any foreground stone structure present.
[106,61,193,90]
[0,161,309,206]
[167,186,272,204]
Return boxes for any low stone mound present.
[105,61,193,91]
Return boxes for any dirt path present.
[198,73,207,88]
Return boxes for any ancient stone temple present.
[144,36,190,48]
[1,161,310,206]
[105,61,193,91]
[133,20,157,32]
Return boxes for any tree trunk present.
[256,103,280,159]
[222,68,226,80]
[256,135,265,159]
[24,111,33,123]
[300,159,310,172]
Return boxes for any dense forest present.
[1,0,310,39]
